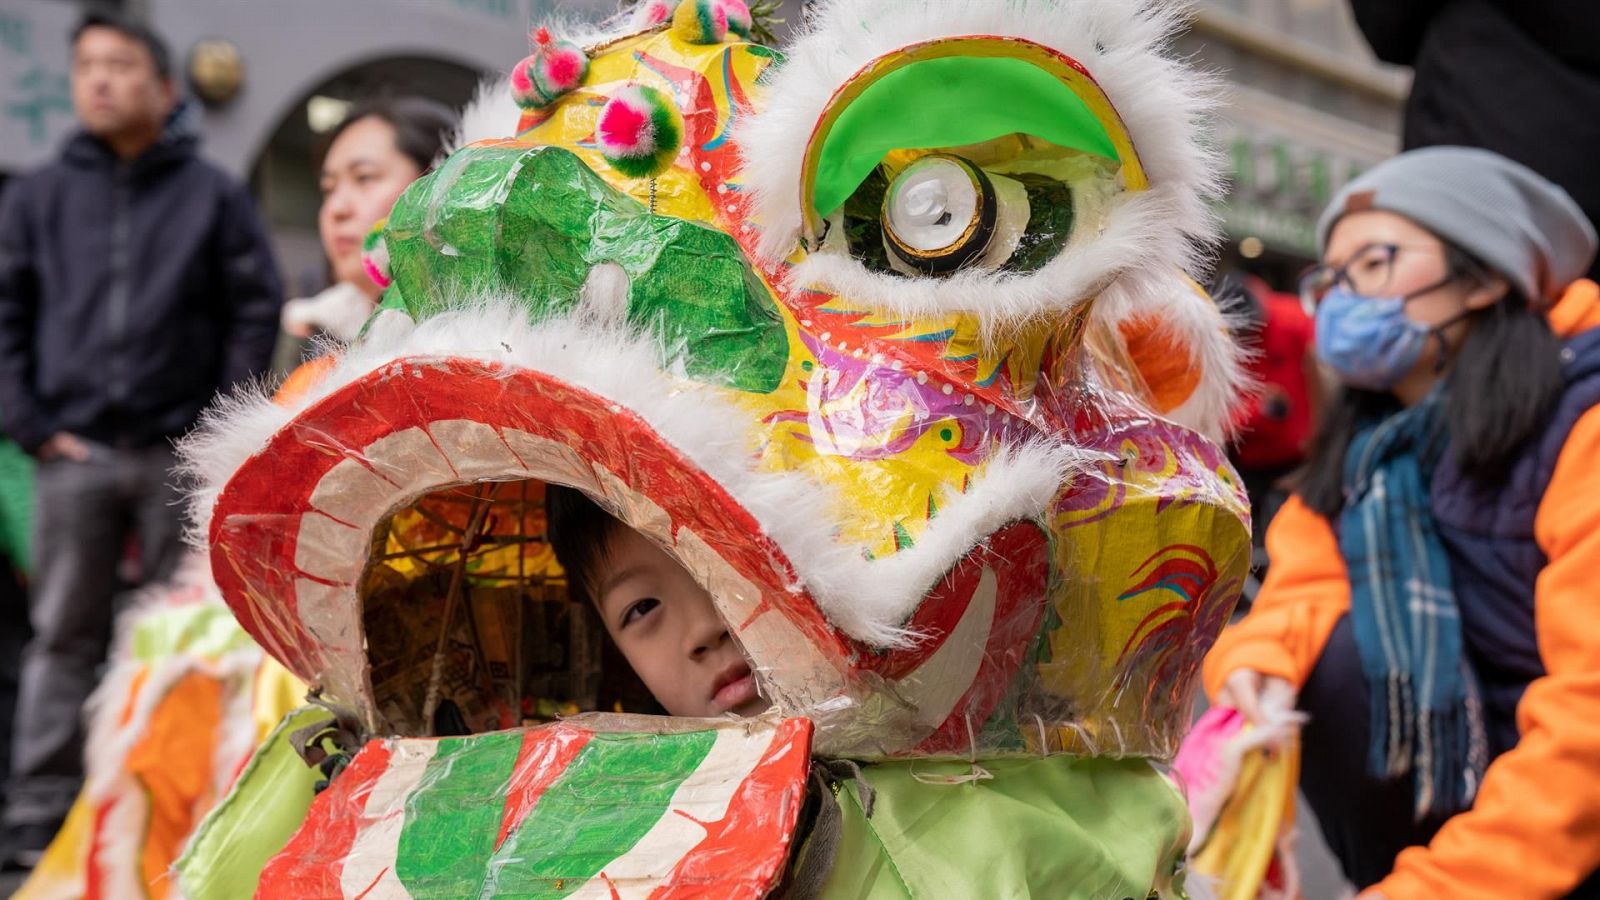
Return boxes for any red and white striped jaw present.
[200,322,1051,758]
[208,356,847,734]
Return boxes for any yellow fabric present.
[11,798,91,900]
[252,656,306,741]
[1190,732,1300,900]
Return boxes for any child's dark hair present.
[1295,244,1567,518]
[545,484,622,606]
[544,484,669,715]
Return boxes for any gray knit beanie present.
[1317,146,1597,309]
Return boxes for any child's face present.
[592,527,771,718]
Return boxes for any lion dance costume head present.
[181,0,1251,894]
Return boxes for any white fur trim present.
[446,77,522,154]
[180,300,1083,649]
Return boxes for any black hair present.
[544,484,669,716]
[545,483,622,607]
[320,95,457,174]
[1296,245,1567,518]
[73,9,171,79]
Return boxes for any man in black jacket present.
[0,11,282,865]
[1349,0,1600,282]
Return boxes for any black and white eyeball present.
[880,155,999,275]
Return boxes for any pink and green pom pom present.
[597,84,684,179]
[718,0,752,39]
[361,220,391,289]
[671,0,728,44]
[509,27,589,111]
[629,0,674,28]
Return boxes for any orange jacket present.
[1203,280,1600,899]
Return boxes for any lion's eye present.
[881,155,995,274]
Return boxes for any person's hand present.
[37,432,90,463]
[1217,668,1299,727]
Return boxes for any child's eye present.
[620,597,660,629]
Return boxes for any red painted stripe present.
[493,723,594,851]
[650,718,813,900]
[84,797,117,900]
[256,740,394,898]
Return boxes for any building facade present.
[1185,0,1407,282]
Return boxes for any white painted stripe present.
[309,457,401,529]
[293,512,365,585]
[894,566,997,730]
[427,419,529,482]
[568,726,776,899]
[359,426,459,498]
[338,741,440,900]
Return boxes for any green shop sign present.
[1216,127,1372,258]
[1,3,75,170]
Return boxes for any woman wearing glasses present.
[1203,146,1600,900]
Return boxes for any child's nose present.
[688,619,730,659]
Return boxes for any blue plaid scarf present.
[1339,391,1489,819]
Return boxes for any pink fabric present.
[1173,706,1246,842]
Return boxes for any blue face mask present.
[1314,285,1455,392]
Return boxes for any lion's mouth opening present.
[357,473,791,738]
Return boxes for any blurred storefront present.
[1183,0,1406,288]
[1,0,78,188]
[3,0,1393,293]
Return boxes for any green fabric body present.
[397,728,717,896]
[812,55,1119,218]
[0,437,33,572]
[126,600,258,665]
[819,755,1191,900]
[174,706,327,900]
[393,732,529,891]
[381,144,788,393]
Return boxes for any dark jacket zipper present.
[108,164,131,410]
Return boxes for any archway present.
[249,54,482,311]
